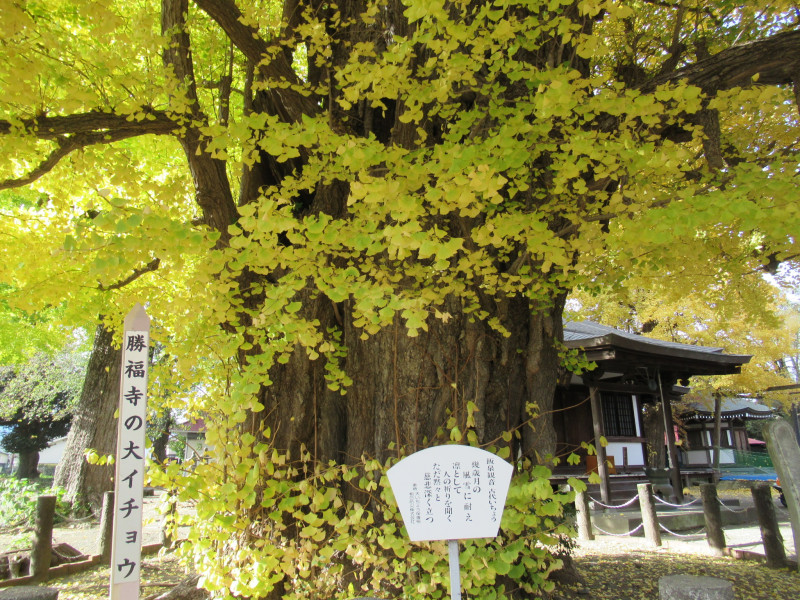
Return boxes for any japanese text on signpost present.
[110,305,149,600]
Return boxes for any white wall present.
[606,442,645,467]
[38,437,68,465]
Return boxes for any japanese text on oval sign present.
[410,458,500,527]
[387,445,513,542]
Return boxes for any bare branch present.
[192,0,319,122]
[98,258,161,292]
[0,110,177,140]
[644,29,800,93]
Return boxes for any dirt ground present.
[0,492,170,557]
[1,486,798,599]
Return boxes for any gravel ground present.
[1,486,796,600]
[1,487,794,560]
[575,489,796,560]
[0,492,170,556]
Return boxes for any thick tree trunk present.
[644,401,667,468]
[54,323,120,510]
[151,412,174,464]
[256,293,565,475]
[15,450,40,479]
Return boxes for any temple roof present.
[563,321,751,378]
[682,397,775,421]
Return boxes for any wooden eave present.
[565,333,751,379]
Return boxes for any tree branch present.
[0,139,74,191]
[0,110,177,140]
[644,29,800,93]
[162,0,199,107]
[0,126,176,191]
[192,0,291,79]
[192,0,319,122]
[98,258,161,292]
[162,0,238,241]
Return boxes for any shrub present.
[0,475,70,530]
[150,422,584,600]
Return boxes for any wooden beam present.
[658,371,684,503]
[712,394,723,479]
[589,385,612,505]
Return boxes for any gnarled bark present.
[54,324,120,510]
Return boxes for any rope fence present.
[717,498,749,513]
[654,496,701,509]
[586,494,639,510]
[658,523,707,538]
[592,523,645,537]
[588,492,703,511]
[575,481,787,560]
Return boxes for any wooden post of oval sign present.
[387,445,513,600]
[109,304,150,600]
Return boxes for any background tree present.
[569,277,800,469]
[568,277,799,403]
[1,0,800,596]
[52,323,122,507]
[0,341,88,479]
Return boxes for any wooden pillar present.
[638,483,662,547]
[700,483,726,556]
[589,385,611,505]
[30,495,56,582]
[702,424,712,468]
[712,394,723,477]
[751,483,787,568]
[657,372,683,503]
[575,490,594,541]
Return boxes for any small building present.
[553,321,752,502]
[172,418,208,462]
[38,436,69,476]
[0,450,14,475]
[678,397,774,467]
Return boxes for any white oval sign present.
[387,445,513,541]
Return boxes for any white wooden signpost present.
[387,445,513,600]
[110,304,150,600]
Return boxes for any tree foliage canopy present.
[568,279,800,408]
[2,0,797,350]
[0,338,88,454]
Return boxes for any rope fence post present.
[701,483,726,556]
[30,494,57,582]
[98,490,114,564]
[637,482,662,547]
[575,490,594,541]
[751,483,787,568]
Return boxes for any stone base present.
[0,587,59,600]
[659,575,733,600]
[591,503,752,536]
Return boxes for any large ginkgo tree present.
[1,0,799,596]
